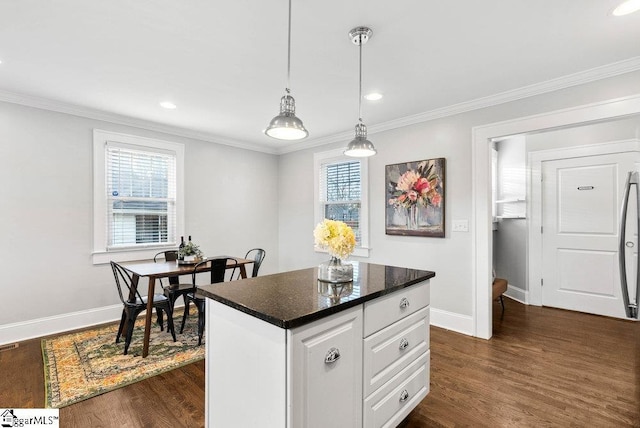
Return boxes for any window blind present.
[106,144,176,249]
[320,160,362,244]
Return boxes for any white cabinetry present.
[362,281,430,428]
[205,279,430,428]
[289,306,363,428]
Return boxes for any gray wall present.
[3,69,640,338]
[526,115,640,151]
[493,136,527,292]
[277,70,640,318]
[0,101,279,327]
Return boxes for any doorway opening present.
[472,93,640,339]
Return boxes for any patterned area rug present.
[42,308,204,408]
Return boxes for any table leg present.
[239,265,248,279]
[142,277,156,358]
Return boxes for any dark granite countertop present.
[198,262,435,329]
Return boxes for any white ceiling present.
[1,1,640,154]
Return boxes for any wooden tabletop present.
[119,255,254,357]
[122,257,253,278]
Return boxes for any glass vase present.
[407,204,419,230]
[317,256,353,284]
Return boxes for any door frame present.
[528,139,640,306]
[472,93,640,339]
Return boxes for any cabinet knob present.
[399,338,409,351]
[399,297,410,309]
[399,389,409,402]
[324,347,341,364]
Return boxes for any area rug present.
[42,308,204,408]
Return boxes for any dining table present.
[121,256,254,357]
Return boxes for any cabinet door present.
[289,306,363,428]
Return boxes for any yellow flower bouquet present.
[314,219,356,285]
[313,219,356,260]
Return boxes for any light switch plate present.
[452,219,469,232]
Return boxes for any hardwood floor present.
[1,298,638,427]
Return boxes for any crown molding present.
[277,56,640,154]
[2,56,640,156]
[0,89,279,155]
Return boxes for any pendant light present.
[265,0,308,140]
[344,26,377,157]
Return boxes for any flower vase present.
[407,204,419,230]
[318,256,353,284]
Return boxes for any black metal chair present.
[110,261,176,355]
[236,248,266,279]
[153,250,193,315]
[181,257,238,345]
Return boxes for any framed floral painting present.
[385,158,445,237]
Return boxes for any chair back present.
[244,248,266,277]
[154,250,179,286]
[192,257,239,287]
[110,261,144,305]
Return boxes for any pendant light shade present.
[265,0,308,140]
[265,93,308,140]
[344,26,376,157]
[344,122,376,157]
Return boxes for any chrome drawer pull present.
[324,347,341,364]
[399,297,410,309]
[399,338,409,351]
[399,389,409,402]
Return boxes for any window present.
[314,148,369,257]
[93,130,184,264]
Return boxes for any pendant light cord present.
[286,0,292,94]
[358,35,363,122]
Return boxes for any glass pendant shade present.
[265,94,308,140]
[344,122,377,157]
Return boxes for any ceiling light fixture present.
[364,92,383,101]
[265,0,308,140]
[160,101,177,109]
[344,26,377,158]
[613,0,640,16]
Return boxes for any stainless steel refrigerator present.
[618,171,640,319]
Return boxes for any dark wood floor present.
[1,298,638,427]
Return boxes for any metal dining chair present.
[181,257,239,345]
[153,250,193,316]
[110,261,176,355]
[235,248,266,279]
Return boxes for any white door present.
[541,152,639,319]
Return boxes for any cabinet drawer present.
[363,350,430,428]
[364,280,429,337]
[363,306,429,397]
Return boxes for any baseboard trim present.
[0,304,123,346]
[505,284,528,304]
[5,303,472,345]
[430,308,474,336]
[0,302,191,346]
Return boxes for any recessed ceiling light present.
[160,101,177,109]
[613,0,640,16]
[364,92,383,101]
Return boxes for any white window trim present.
[92,129,185,265]
[313,148,370,258]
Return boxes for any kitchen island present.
[198,262,435,428]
